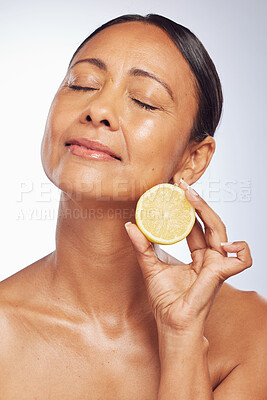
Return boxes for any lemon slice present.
[135,183,195,245]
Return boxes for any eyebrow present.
[70,58,174,101]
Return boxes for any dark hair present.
[69,14,223,143]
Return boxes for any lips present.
[65,138,121,160]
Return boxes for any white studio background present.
[1,0,266,297]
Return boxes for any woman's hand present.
[125,179,253,335]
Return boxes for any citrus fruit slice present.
[135,183,195,245]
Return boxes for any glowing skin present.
[41,21,199,202]
[38,21,209,325]
[1,21,265,400]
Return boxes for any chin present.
[41,156,152,203]
[44,169,137,203]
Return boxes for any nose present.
[79,88,120,131]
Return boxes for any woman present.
[0,13,266,399]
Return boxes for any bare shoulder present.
[0,253,53,352]
[205,281,267,382]
[206,283,267,396]
[0,252,53,303]
[209,281,267,339]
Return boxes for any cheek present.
[47,95,77,141]
[124,112,169,154]
[41,95,76,167]
[124,113,186,182]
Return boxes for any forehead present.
[71,21,197,102]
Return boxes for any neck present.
[51,192,154,326]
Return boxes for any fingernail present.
[221,242,233,246]
[125,222,132,232]
[188,187,199,198]
[179,178,189,189]
[179,179,199,198]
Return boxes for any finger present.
[183,261,223,316]
[219,241,253,279]
[186,215,207,253]
[178,179,228,255]
[186,217,207,274]
[183,241,253,317]
[124,222,161,278]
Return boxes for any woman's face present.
[41,21,198,202]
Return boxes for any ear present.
[171,136,216,185]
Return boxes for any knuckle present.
[137,242,153,257]
[247,256,253,268]
[209,215,226,235]
[221,222,227,233]
[241,240,250,249]
[241,241,253,267]
[216,214,226,231]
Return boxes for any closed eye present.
[68,85,97,91]
[68,86,158,111]
[131,98,158,111]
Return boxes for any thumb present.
[124,222,160,277]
